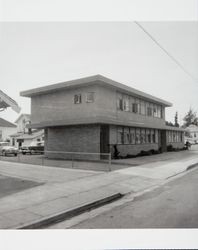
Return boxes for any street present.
[72,166,198,228]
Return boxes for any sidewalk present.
[0,152,198,229]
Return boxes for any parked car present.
[25,141,44,155]
[28,145,44,154]
[0,142,18,156]
[20,146,31,155]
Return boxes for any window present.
[168,131,172,143]
[86,92,94,103]
[117,127,124,144]
[135,128,141,144]
[117,93,129,111]
[146,129,151,143]
[173,132,176,142]
[140,101,146,115]
[157,106,162,118]
[155,130,158,143]
[124,127,130,144]
[147,107,152,116]
[180,132,183,142]
[160,107,163,119]
[130,128,136,144]
[74,94,81,104]
[151,129,155,143]
[140,129,146,144]
[117,93,123,110]
[132,103,139,113]
[135,99,141,114]
[123,95,130,111]
[153,105,158,117]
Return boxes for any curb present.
[17,193,123,229]
[187,162,198,171]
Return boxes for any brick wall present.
[45,124,100,160]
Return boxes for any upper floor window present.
[117,92,164,119]
[147,107,152,116]
[132,103,138,113]
[123,95,129,111]
[117,93,129,111]
[86,92,94,103]
[153,105,158,117]
[140,101,146,115]
[117,93,123,110]
[74,94,82,104]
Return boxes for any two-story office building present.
[20,75,184,159]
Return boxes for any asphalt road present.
[72,167,198,228]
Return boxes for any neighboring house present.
[185,124,198,144]
[20,75,185,159]
[0,117,17,142]
[10,113,44,148]
[14,129,44,147]
[15,113,31,133]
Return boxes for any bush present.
[126,154,136,158]
[138,150,152,156]
[167,144,174,152]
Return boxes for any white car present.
[0,142,18,156]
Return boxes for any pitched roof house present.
[0,117,17,142]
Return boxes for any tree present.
[174,112,179,127]
[166,121,174,127]
[183,108,198,127]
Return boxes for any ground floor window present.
[117,127,124,144]
[124,127,130,144]
[167,130,183,143]
[117,126,159,145]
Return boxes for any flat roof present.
[20,75,172,107]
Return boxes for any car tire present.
[2,151,6,156]
[14,153,17,156]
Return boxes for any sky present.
[0,21,197,125]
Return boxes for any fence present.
[0,150,112,172]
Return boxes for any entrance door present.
[100,125,110,157]
[159,130,167,152]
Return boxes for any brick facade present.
[44,124,100,160]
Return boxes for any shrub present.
[167,144,174,152]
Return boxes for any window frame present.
[86,92,95,103]
[74,94,82,104]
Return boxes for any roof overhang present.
[20,75,172,107]
[27,116,184,132]
[0,90,21,113]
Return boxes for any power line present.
[134,21,198,83]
